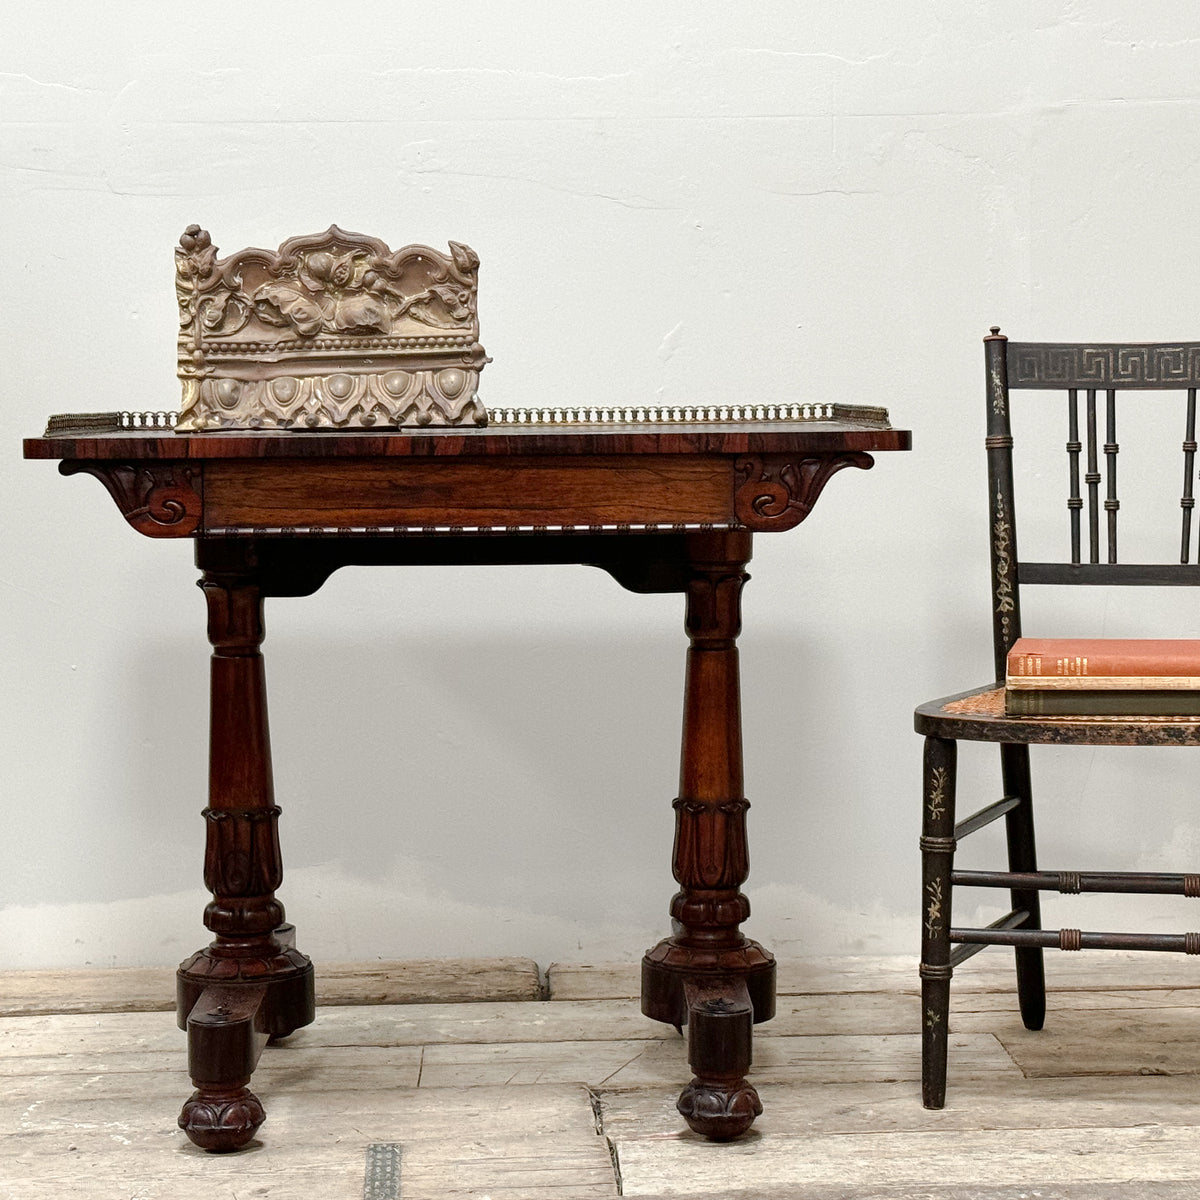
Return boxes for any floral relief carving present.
[175,225,488,431]
[233,243,476,338]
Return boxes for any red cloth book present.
[1006,638,1200,690]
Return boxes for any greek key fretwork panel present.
[1008,343,1200,390]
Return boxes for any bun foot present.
[178,1086,265,1152]
[674,977,762,1139]
[677,1077,762,1140]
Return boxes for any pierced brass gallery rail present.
[45,402,892,437]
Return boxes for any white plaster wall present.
[5,2,1200,969]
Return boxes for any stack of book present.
[1005,638,1200,716]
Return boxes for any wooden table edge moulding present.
[24,404,910,1150]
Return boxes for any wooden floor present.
[5,954,1200,1199]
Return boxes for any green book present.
[1006,689,1200,716]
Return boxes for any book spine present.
[1008,651,1080,678]
[1008,648,1200,679]
[1005,689,1200,716]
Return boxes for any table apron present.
[201,455,737,532]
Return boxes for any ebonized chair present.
[915,329,1200,1108]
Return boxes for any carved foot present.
[178,983,270,1152]
[179,1086,265,1152]
[677,1077,762,1141]
[679,977,762,1140]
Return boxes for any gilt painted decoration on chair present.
[174,225,489,431]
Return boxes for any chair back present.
[985,330,1200,679]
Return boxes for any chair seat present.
[915,684,1200,745]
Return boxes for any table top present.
[25,406,909,541]
[24,405,910,462]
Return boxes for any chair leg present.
[920,735,956,1109]
[1001,743,1046,1031]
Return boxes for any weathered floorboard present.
[0,992,922,1062]
[615,1125,1200,1195]
[8,953,1198,1012]
[601,1073,1200,1138]
[1,1028,1018,1113]
[1,1084,617,1200]
[0,956,541,1017]
[966,1006,1200,1077]
[546,953,1200,1000]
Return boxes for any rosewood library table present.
[25,403,909,1150]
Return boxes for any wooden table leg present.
[641,530,775,1140]
[176,544,314,1151]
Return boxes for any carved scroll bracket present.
[733,452,873,532]
[61,461,202,538]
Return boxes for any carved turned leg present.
[642,530,774,1140]
[920,735,956,1109]
[176,553,314,1151]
